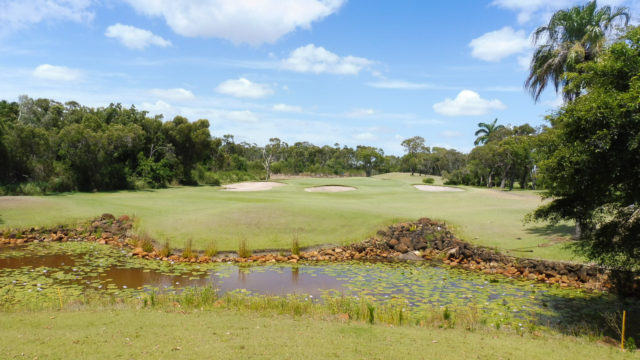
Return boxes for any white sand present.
[222,182,285,192]
[413,185,464,192]
[304,186,356,193]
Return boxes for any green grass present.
[0,308,632,359]
[0,173,575,260]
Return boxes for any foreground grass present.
[0,173,574,260]
[0,308,632,360]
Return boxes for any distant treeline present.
[0,96,471,194]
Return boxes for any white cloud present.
[366,80,430,90]
[273,103,302,112]
[353,132,377,141]
[216,78,274,99]
[0,0,93,34]
[490,0,637,24]
[433,90,506,117]
[139,101,259,123]
[544,96,564,108]
[122,0,345,45]
[105,23,171,50]
[141,100,173,113]
[469,27,530,62]
[282,44,372,75]
[149,88,194,101]
[346,108,375,117]
[517,52,532,70]
[491,0,574,23]
[32,64,82,81]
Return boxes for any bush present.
[19,182,47,195]
[422,177,435,184]
[443,169,471,185]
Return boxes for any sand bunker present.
[304,185,356,193]
[223,182,285,192]
[413,185,464,192]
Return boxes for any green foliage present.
[526,0,630,101]
[531,26,640,273]
[422,177,435,184]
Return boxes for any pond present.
[1,242,638,337]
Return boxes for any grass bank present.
[0,173,574,260]
[0,308,631,359]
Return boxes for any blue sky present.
[1,0,637,155]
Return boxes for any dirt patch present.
[304,186,356,193]
[413,185,464,192]
[222,182,286,192]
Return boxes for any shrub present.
[422,177,435,184]
[19,182,46,195]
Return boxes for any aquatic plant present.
[158,240,172,257]
[182,239,195,259]
[136,233,154,253]
[291,233,300,256]
[204,241,218,257]
[238,238,252,258]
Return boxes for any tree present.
[526,0,629,102]
[474,118,505,145]
[401,136,426,175]
[530,27,640,279]
[262,138,282,180]
[162,116,212,184]
[355,146,384,177]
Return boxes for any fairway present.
[0,173,575,260]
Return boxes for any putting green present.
[0,173,575,260]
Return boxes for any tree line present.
[0,97,467,194]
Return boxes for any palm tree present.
[474,118,505,145]
[525,0,629,102]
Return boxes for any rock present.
[395,244,409,253]
[414,241,428,250]
[117,215,130,222]
[388,239,399,247]
[398,252,424,261]
[100,213,115,221]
